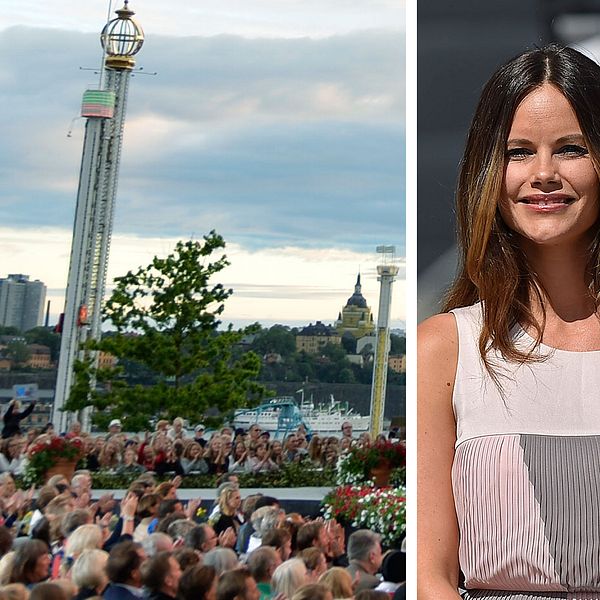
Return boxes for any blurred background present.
[418,0,600,321]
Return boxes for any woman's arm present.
[417,313,462,600]
[18,401,35,420]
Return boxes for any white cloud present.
[0,7,405,332]
[0,227,405,328]
[1,0,405,38]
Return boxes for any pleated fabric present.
[453,435,561,591]
[451,304,600,598]
[462,591,600,599]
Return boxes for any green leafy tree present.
[6,340,31,367]
[252,325,296,357]
[24,327,61,362]
[64,233,267,430]
[0,326,20,335]
[338,367,355,383]
[390,334,406,355]
[340,333,357,354]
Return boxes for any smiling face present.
[500,83,600,251]
[227,489,242,511]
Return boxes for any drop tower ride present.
[369,245,399,436]
[53,2,144,432]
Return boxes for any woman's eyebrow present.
[556,134,585,143]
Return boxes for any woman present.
[133,493,160,542]
[271,559,310,600]
[63,525,104,577]
[98,440,120,471]
[418,45,600,599]
[292,584,333,600]
[181,442,208,475]
[205,436,228,475]
[82,437,102,472]
[139,444,156,471]
[228,442,250,474]
[2,400,36,440]
[318,568,353,600]
[8,540,50,588]
[324,447,340,469]
[210,485,243,536]
[71,549,109,599]
[154,445,184,477]
[306,436,323,467]
[0,438,25,476]
[247,442,278,473]
[270,440,285,467]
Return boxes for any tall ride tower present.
[53,2,144,432]
[369,246,399,436]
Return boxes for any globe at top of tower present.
[100,0,144,66]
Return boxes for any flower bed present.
[323,439,406,549]
[336,440,406,486]
[24,436,84,486]
[322,484,406,548]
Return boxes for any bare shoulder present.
[418,313,458,381]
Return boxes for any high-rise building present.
[0,274,46,332]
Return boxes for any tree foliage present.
[24,327,61,362]
[251,325,296,357]
[390,333,406,355]
[6,340,31,366]
[251,327,405,386]
[64,233,267,430]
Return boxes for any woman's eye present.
[557,144,588,157]
[506,147,533,160]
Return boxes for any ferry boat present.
[233,395,370,438]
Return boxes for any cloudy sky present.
[0,1,405,329]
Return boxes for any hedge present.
[89,462,336,489]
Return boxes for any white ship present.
[233,395,370,437]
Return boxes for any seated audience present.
[140,551,182,600]
[177,565,217,600]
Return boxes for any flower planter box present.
[45,458,78,483]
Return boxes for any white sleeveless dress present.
[451,303,600,600]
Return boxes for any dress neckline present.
[515,323,600,355]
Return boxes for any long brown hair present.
[444,44,600,377]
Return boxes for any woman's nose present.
[530,151,560,187]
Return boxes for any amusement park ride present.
[53,2,144,431]
[51,4,400,435]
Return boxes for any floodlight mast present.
[53,2,144,432]
[369,245,399,436]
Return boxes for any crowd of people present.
[0,403,405,600]
[0,403,387,478]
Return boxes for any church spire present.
[355,272,361,293]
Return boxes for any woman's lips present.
[518,194,575,212]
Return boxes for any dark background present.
[417,1,600,321]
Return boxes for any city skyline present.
[0,1,405,329]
